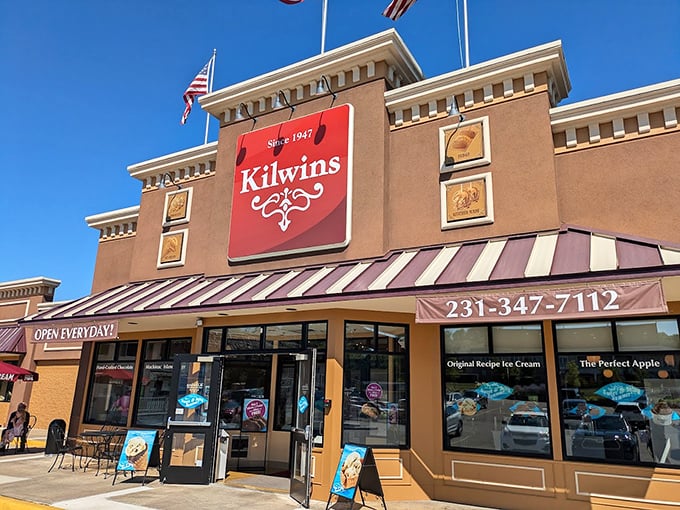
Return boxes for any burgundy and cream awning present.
[22,227,680,325]
[0,326,26,354]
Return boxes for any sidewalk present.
[0,439,498,510]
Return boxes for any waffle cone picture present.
[124,436,149,471]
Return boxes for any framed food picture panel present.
[162,187,193,226]
[440,172,494,230]
[438,116,491,173]
[157,229,188,268]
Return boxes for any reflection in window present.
[134,338,191,427]
[0,361,17,401]
[342,322,408,448]
[442,324,550,458]
[557,318,680,467]
[85,341,138,425]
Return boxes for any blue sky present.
[2,0,679,301]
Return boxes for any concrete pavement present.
[0,439,498,510]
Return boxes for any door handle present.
[167,420,212,427]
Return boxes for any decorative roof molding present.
[551,79,680,151]
[127,142,218,190]
[551,79,680,130]
[199,29,423,122]
[0,277,61,300]
[384,40,571,126]
[86,206,140,241]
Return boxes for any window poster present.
[241,398,269,432]
[117,429,157,472]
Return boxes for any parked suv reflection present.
[571,414,639,462]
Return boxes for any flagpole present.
[204,49,216,145]
[463,0,470,67]
[320,0,328,54]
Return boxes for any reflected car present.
[463,390,488,409]
[613,402,648,432]
[571,414,639,462]
[562,398,589,429]
[500,411,550,454]
[445,404,463,438]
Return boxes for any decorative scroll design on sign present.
[251,183,324,232]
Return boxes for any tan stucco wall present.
[555,131,680,243]
[25,361,79,434]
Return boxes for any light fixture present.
[234,102,257,127]
[316,75,337,106]
[444,95,466,167]
[195,318,203,327]
[160,172,182,189]
[273,90,295,119]
[448,95,465,122]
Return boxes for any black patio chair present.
[47,420,83,473]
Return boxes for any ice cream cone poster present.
[241,398,269,432]
[331,444,367,498]
[117,430,157,472]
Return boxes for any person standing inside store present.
[0,402,30,452]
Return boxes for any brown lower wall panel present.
[450,459,548,491]
[574,470,680,507]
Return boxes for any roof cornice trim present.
[384,40,570,111]
[550,78,680,130]
[199,29,423,118]
[127,142,218,179]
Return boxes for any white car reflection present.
[501,411,550,454]
[445,404,463,438]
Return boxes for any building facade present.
[22,30,680,509]
[0,277,81,436]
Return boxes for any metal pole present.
[463,0,470,67]
[204,49,216,145]
[321,0,328,54]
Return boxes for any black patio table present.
[81,429,126,477]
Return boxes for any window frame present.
[554,315,680,467]
[441,322,550,458]
[341,320,410,449]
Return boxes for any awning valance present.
[21,226,680,325]
[0,326,26,353]
[0,360,38,382]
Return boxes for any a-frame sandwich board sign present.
[326,444,386,509]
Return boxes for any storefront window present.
[442,324,550,457]
[84,341,138,425]
[134,338,191,427]
[557,318,680,466]
[342,322,409,448]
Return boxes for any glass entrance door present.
[289,349,316,508]
[161,354,222,484]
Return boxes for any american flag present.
[382,0,417,21]
[181,58,212,125]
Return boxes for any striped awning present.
[22,226,680,324]
[0,326,26,353]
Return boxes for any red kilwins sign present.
[229,104,354,261]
